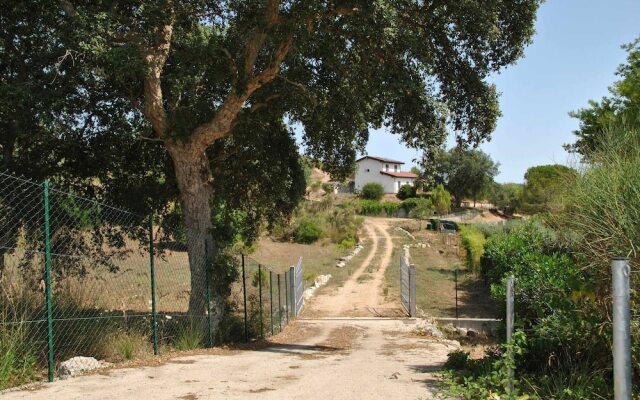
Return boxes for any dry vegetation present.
[384,219,497,318]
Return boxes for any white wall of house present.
[355,158,415,193]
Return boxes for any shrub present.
[381,201,400,216]
[251,268,269,289]
[108,330,151,362]
[321,182,334,194]
[431,184,452,214]
[173,323,204,351]
[396,184,416,200]
[356,199,384,215]
[400,197,419,212]
[458,225,485,271]
[338,238,356,250]
[293,220,322,243]
[0,322,36,390]
[361,182,384,200]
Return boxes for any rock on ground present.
[59,357,109,379]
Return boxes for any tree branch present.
[142,10,175,139]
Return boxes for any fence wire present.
[0,171,303,389]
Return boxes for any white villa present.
[354,156,418,194]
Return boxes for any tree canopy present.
[435,147,500,207]
[488,182,522,215]
[519,164,576,215]
[567,37,640,159]
[1,0,541,322]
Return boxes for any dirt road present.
[302,218,401,317]
[4,217,454,400]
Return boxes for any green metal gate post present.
[43,180,54,382]
[258,264,263,338]
[241,255,248,342]
[277,274,282,332]
[149,215,158,355]
[284,271,289,324]
[205,238,213,347]
[269,270,274,336]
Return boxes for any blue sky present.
[357,0,640,183]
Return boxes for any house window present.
[385,164,389,171]
[394,165,398,172]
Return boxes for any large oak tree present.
[8,1,541,326]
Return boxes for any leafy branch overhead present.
[1,0,542,316]
[54,0,541,174]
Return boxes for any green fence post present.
[241,255,248,342]
[284,271,289,324]
[43,180,54,382]
[269,270,274,336]
[277,274,282,332]
[258,265,264,338]
[149,215,158,355]
[205,238,213,347]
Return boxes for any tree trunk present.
[166,142,223,323]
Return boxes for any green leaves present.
[568,37,640,158]
[434,147,500,207]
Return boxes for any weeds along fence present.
[0,171,303,388]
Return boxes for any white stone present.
[456,327,468,337]
[59,357,108,379]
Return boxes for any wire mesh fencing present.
[0,171,304,388]
[240,255,304,341]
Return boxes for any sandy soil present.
[3,217,455,400]
[301,218,403,317]
[5,319,456,400]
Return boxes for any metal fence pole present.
[612,257,632,400]
[409,265,417,317]
[284,270,289,324]
[43,180,54,382]
[277,274,282,332]
[205,238,213,348]
[289,266,296,317]
[241,254,248,342]
[270,270,274,336]
[258,264,264,339]
[506,275,515,394]
[455,268,459,320]
[149,215,159,355]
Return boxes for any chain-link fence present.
[0,171,304,389]
[240,255,303,341]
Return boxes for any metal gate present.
[400,255,417,317]
[289,257,304,316]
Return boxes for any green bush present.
[431,183,452,214]
[361,182,384,200]
[400,197,419,212]
[321,183,334,193]
[356,199,384,215]
[449,221,610,398]
[251,268,269,289]
[0,322,36,389]
[458,225,485,271]
[338,238,356,250]
[396,184,416,200]
[381,201,400,216]
[293,220,322,243]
